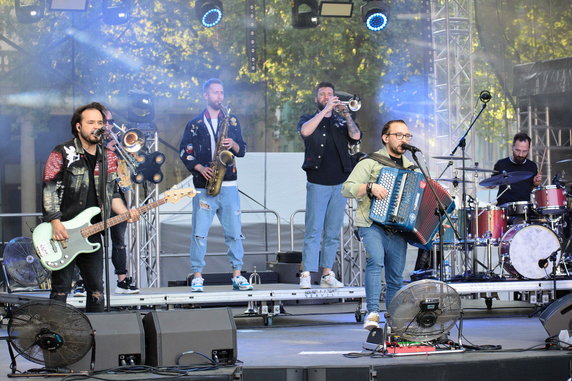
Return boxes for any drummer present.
[493,132,542,223]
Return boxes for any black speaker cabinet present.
[539,292,572,336]
[143,307,237,366]
[69,311,145,372]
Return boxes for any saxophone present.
[206,104,235,196]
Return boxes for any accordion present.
[369,167,455,249]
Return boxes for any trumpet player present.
[297,81,361,289]
[179,78,253,292]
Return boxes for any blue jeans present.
[190,186,245,273]
[358,224,407,313]
[302,182,347,273]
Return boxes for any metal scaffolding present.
[430,0,475,161]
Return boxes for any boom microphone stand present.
[448,91,491,278]
[97,129,112,312]
[404,144,460,281]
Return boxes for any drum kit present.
[433,156,572,281]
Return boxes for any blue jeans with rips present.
[358,224,407,313]
[302,182,347,273]
[190,186,245,273]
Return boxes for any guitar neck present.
[81,199,166,238]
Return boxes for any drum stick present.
[539,147,547,173]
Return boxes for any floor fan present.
[1,237,50,292]
[2,300,94,377]
[365,279,465,355]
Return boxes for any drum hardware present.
[556,158,572,164]
[433,155,473,161]
[455,166,496,173]
[436,178,469,184]
[478,171,534,187]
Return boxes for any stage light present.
[48,0,88,11]
[128,90,154,123]
[292,0,319,28]
[361,0,389,31]
[15,0,45,24]
[103,0,130,25]
[319,1,353,17]
[195,0,223,28]
[132,152,165,184]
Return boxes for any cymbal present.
[556,158,572,164]
[455,167,495,173]
[436,178,469,184]
[479,171,533,187]
[433,155,473,161]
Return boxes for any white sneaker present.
[232,275,254,291]
[320,271,344,288]
[191,277,204,292]
[299,271,311,289]
[363,311,380,330]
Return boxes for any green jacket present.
[342,146,414,227]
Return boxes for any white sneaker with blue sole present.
[232,275,254,291]
[191,277,204,292]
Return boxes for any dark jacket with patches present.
[179,109,247,189]
[42,137,121,223]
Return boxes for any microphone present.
[93,127,106,138]
[401,143,421,153]
[479,90,492,103]
[538,248,561,269]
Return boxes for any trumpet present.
[339,96,361,112]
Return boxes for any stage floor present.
[0,300,570,381]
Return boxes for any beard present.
[513,155,527,164]
[80,129,102,145]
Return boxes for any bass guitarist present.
[42,102,139,312]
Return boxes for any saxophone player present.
[179,78,253,292]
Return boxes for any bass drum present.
[501,224,561,279]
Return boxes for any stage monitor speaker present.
[539,292,572,336]
[69,311,145,372]
[143,307,236,367]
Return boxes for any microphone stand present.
[450,101,488,278]
[408,149,461,282]
[98,136,112,312]
[530,248,561,317]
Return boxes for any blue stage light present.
[361,1,389,32]
[196,0,223,28]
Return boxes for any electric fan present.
[387,279,462,342]
[2,237,50,290]
[6,300,94,373]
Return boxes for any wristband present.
[366,182,374,199]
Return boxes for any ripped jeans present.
[190,186,245,273]
[50,233,105,312]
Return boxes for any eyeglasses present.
[386,133,413,141]
[105,119,115,125]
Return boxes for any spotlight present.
[48,0,88,11]
[132,152,165,184]
[292,0,319,28]
[128,90,154,123]
[103,0,130,25]
[361,0,389,31]
[15,0,45,24]
[319,1,353,17]
[195,0,223,28]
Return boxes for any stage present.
[0,285,571,380]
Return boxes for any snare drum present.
[501,224,561,279]
[502,201,533,218]
[468,206,507,244]
[532,185,567,215]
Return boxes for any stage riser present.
[242,357,570,381]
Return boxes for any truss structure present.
[126,131,161,288]
[338,200,364,287]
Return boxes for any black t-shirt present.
[84,151,102,224]
[388,154,404,168]
[493,157,538,205]
[306,117,348,186]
